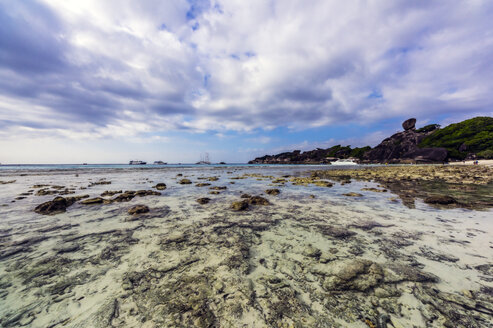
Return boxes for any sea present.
[0,164,491,327]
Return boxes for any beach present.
[0,165,492,327]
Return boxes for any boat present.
[196,153,211,165]
[153,161,167,165]
[82,163,88,165]
[330,158,358,166]
[129,160,147,165]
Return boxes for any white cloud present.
[0,0,492,162]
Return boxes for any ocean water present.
[0,166,491,327]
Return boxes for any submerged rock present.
[265,189,280,195]
[247,195,270,205]
[321,259,384,292]
[196,197,211,204]
[179,179,192,184]
[343,192,363,197]
[128,205,150,215]
[101,190,122,197]
[210,186,227,190]
[80,197,105,205]
[424,195,458,205]
[196,183,211,187]
[231,200,249,211]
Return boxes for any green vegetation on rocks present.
[419,117,493,159]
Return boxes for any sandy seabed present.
[0,166,492,327]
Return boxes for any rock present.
[343,192,363,197]
[101,190,122,197]
[247,196,270,205]
[209,186,227,190]
[128,205,150,215]
[265,189,280,195]
[80,197,105,205]
[231,200,249,211]
[196,197,210,204]
[321,259,384,292]
[316,225,356,239]
[178,179,192,185]
[362,118,447,163]
[34,196,77,215]
[361,187,387,192]
[112,192,136,202]
[403,147,448,163]
[240,193,251,198]
[154,183,167,190]
[209,191,220,195]
[195,183,211,187]
[424,195,457,205]
[313,180,333,187]
[303,245,321,258]
[402,118,416,131]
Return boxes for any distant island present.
[249,116,493,164]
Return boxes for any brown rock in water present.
[112,192,136,202]
[231,200,249,211]
[209,191,220,195]
[402,118,416,131]
[240,193,251,198]
[424,195,457,205]
[135,190,160,196]
[248,195,270,205]
[128,205,150,215]
[178,179,192,184]
[196,197,210,204]
[154,183,167,190]
[343,192,363,197]
[195,183,211,187]
[101,190,122,197]
[34,195,88,215]
[209,186,227,190]
[265,189,280,195]
[80,197,105,205]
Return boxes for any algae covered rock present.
[196,197,211,204]
[154,183,167,190]
[343,192,363,197]
[80,197,105,205]
[265,189,280,195]
[231,200,249,211]
[247,196,270,205]
[424,195,457,205]
[34,195,88,215]
[179,179,192,184]
[322,259,384,292]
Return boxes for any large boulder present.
[402,118,416,131]
[362,118,447,163]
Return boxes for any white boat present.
[330,158,358,166]
[129,160,147,165]
[196,152,211,165]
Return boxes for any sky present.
[1,0,493,164]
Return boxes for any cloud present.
[0,0,492,144]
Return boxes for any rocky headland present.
[249,116,493,164]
